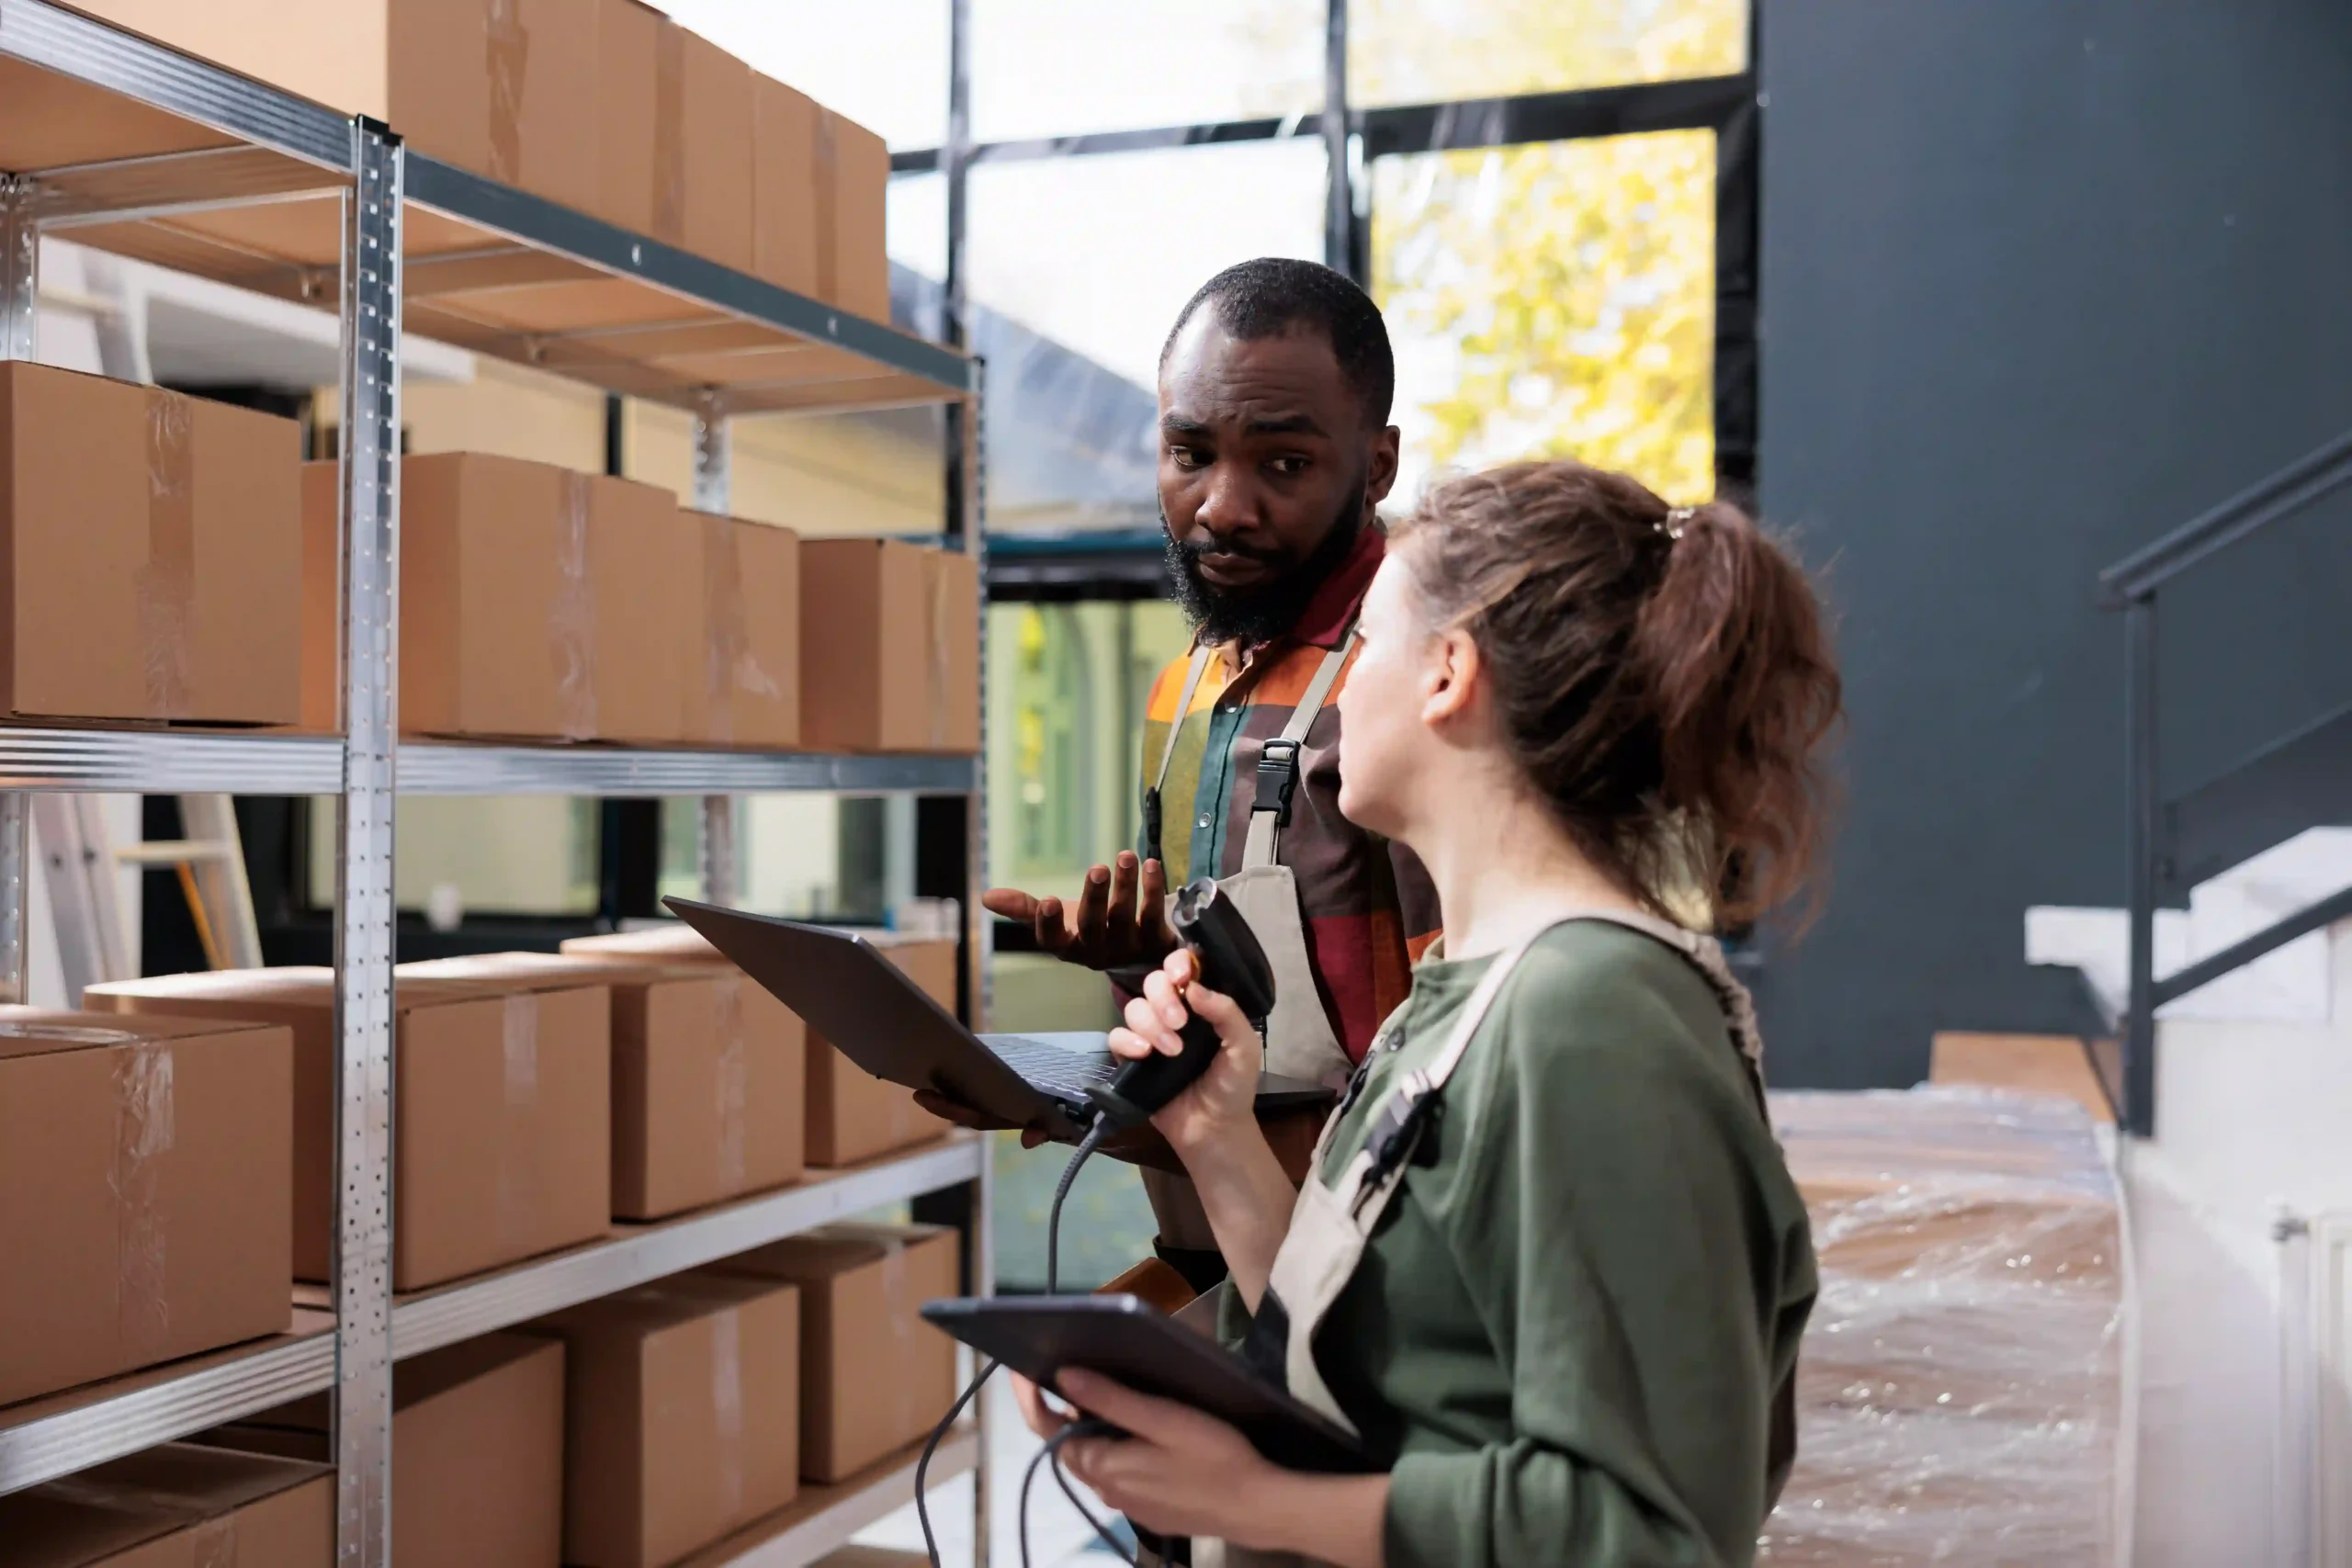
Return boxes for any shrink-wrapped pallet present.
[1758,1088,2130,1567]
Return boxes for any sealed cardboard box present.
[65,0,598,211]
[685,513,800,749]
[677,24,754,273]
[814,107,889,321]
[711,1224,957,1483]
[591,0,670,239]
[800,540,980,753]
[351,453,691,742]
[0,1441,331,1568]
[87,967,610,1292]
[529,1273,800,1566]
[0,1007,290,1410]
[406,952,805,1219]
[0,363,300,727]
[560,926,954,1168]
[752,74,820,295]
[201,1333,564,1568]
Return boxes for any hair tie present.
[1657,506,1695,541]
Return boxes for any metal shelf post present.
[692,395,739,907]
[0,171,31,1002]
[331,117,403,1568]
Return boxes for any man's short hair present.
[1159,257,1396,427]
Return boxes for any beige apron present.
[1139,634,1360,1252]
[1190,909,1768,1568]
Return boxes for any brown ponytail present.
[1390,461,1841,930]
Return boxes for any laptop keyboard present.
[983,1035,1119,1102]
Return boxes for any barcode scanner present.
[1086,877,1278,1129]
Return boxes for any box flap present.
[0,1005,278,1062]
[0,1441,329,1566]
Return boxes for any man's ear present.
[1364,425,1403,516]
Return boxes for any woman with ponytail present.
[1017,460,1842,1568]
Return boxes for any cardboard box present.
[0,363,300,727]
[0,1007,291,1409]
[676,24,754,274]
[0,1441,331,1568]
[405,952,806,1219]
[65,0,598,212]
[711,1224,957,1482]
[87,967,610,1292]
[201,1333,565,1568]
[366,453,691,742]
[799,540,979,753]
[528,1273,800,1566]
[560,927,955,1168]
[752,74,820,296]
[685,513,800,749]
[592,0,669,238]
[815,107,889,321]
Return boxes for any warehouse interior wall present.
[1755,0,2352,1087]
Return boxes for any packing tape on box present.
[710,1303,745,1524]
[553,472,598,740]
[114,1036,176,1362]
[498,994,541,1258]
[927,556,952,750]
[814,112,839,299]
[141,389,197,720]
[713,973,749,1193]
[653,24,685,244]
[486,0,528,185]
[881,1236,914,1445]
[192,1515,238,1568]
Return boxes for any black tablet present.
[921,1294,1376,1475]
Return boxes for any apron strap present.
[1144,645,1216,863]
[1238,628,1358,871]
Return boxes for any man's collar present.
[1288,525,1385,649]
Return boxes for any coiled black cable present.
[920,1115,1118,1566]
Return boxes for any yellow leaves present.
[1375,128,1719,504]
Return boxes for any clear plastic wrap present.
[1758,1088,2128,1567]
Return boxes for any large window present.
[971,0,1323,141]
[1351,0,1747,107]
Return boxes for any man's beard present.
[1163,484,1366,649]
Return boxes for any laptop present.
[663,897,1335,1142]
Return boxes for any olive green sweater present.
[1235,921,1815,1567]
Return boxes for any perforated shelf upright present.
[0,2,994,1562]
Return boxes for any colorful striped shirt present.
[1137,527,1442,1062]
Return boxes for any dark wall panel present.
[1756,1,2352,1085]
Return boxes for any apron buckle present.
[1353,1073,1437,1215]
[1253,738,1304,828]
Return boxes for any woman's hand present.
[1109,946,1265,1156]
[1016,1368,1389,1564]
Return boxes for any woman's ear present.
[1420,625,1481,727]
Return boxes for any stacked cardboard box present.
[0,362,301,727]
[63,3,893,315]
[560,925,954,1168]
[528,1272,801,1566]
[401,951,807,1220]
[0,1006,292,1409]
[87,966,611,1292]
[685,512,802,750]
[200,1333,566,1568]
[1758,1088,2127,1567]
[304,459,802,748]
[0,1442,332,1567]
[710,1224,959,1483]
[800,540,982,754]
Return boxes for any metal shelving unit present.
[0,2,994,1562]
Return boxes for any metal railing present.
[2100,428,2352,1135]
